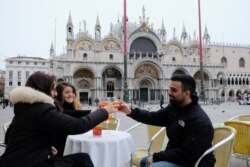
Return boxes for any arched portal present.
[133,62,161,103]
[102,67,122,97]
[236,90,242,97]
[138,79,153,102]
[193,71,210,92]
[229,90,235,100]
[73,68,95,103]
[221,90,225,97]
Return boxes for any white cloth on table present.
[64,130,135,167]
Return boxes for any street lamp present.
[123,0,129,102]
[198,0,205,103]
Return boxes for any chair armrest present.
[213,123,224,127]
[150,127,166,143]
[115,118,120,130]
[229,115,240,120]
[125,123,142,132]
[225,120,250,126]
[3,122,11,134]
[147,127,166,155]
[229,115,250,121]
[0,142,6,147]
[194,130,235,167]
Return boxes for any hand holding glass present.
[112,100,131,115]
[100,100,118,113]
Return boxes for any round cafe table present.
[64,130,136,167]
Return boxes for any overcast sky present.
[1,0,250,70]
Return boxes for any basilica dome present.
[112,20,137,37]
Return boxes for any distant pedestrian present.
[2,97,5,109]
[160,94,164,108]
[133,97,137,104]
[95,98,100,106]
[88,97,92,106]
[5,98,9,107]
[9,101,13,108]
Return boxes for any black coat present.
[54,102,92,156]
[1,87,108,167]
[128,97,215,167]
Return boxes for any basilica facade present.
[5,7,250,104]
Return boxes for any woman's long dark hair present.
[25,71,56,96]
[25,71,65,111]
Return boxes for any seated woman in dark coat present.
[1,71,113,167]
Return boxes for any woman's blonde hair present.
[73,98,82,110]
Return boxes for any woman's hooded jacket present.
[1,87,108,167]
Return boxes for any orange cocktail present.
[100,100,111,108]
[93,125,102,136]
[108,114,113,121]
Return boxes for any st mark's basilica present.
[5,7,250,104]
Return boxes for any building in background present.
[0,70,5,100]
[4,56,49,98]
[4,7,250,104]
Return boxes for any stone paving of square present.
[0,102,249,166]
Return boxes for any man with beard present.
[115,75,215,167]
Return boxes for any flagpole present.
[54,18,57,56]
[123,0,129,102]
[198,0,205,103]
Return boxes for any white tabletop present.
[64,130,135,167]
